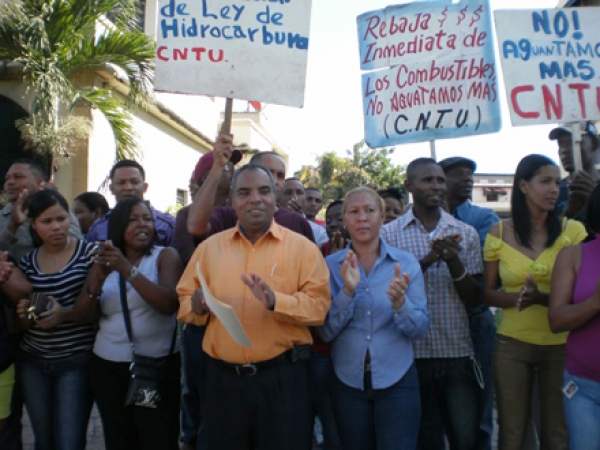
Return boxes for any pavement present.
[22,405,105,450]
[21,404,501,450]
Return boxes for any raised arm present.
[187,135,233,238]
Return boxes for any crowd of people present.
[0,121,598,450]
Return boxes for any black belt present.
[214,345,310,376]
[467,303,489,318]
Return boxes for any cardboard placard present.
[358,0,501,147]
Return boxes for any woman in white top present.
[73,197,183,450]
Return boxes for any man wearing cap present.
[187,135,314,243]
[86,159,175,245]
[549,122,600,220]
[440,156,499,450]
[174,148,242,450]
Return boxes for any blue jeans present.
[416,357,483,450]
[19,351,93,450]
[180,324,209,449]
[332,363,420,450]
[563,370,600,450]
[469,309,496,450]
[311,353,341,450]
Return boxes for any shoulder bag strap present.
[120,272,177,357]
[118,274,135,354]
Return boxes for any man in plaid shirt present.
[381,158,485,450]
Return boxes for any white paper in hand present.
[195,263,252,348]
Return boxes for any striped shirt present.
[381,209,482,359]
[19,241,96,360]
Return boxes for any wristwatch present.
[127,266,140,282]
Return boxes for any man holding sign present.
[176,164,330,450]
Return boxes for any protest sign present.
[495,8,600,126]
[154,0,312,107]
[358,0,501,147]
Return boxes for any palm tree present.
[0,0,155,167]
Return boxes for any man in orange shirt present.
[177,164,331,450]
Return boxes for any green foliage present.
[294,141,406,202]
[165,203,183,216]
[0,0,155,162]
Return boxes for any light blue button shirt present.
[320,239,429,390]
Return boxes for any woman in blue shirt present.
[320,187,429,450]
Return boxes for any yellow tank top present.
[483,219,587,345]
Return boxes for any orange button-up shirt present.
[177,221,331,364]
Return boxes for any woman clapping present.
[320,187,429,450]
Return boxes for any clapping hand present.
[94,241,128,276]
[329,231,347,255]
[431,234,462,263]
[517,275,541,311]
[241,273,275,310]
[340,250,360,297]
[287,198,304,213]
[387,263,410,309]
[9,189,29,232]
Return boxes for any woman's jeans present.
[18,351,93,450]
[332,363,420,450]
[494,335,568,450]
[563,370,600,450]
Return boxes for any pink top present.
[566,236,600,382]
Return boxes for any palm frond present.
[0,0,151,165]
[16,113,92,159]
[64,29,155,108]
[79,88,139,160]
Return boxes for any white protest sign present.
[495,8,600,126]
[155,0,312,107]
[358,0,501,147]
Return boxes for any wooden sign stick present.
[571,123,583,172]
[220,98,234,136]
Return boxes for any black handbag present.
[118,274,177,409]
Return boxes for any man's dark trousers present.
[205,355,312,450]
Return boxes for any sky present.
[237,0,564,175]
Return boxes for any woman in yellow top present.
[483,154,587,450]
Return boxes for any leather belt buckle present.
[236,363,258,376]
